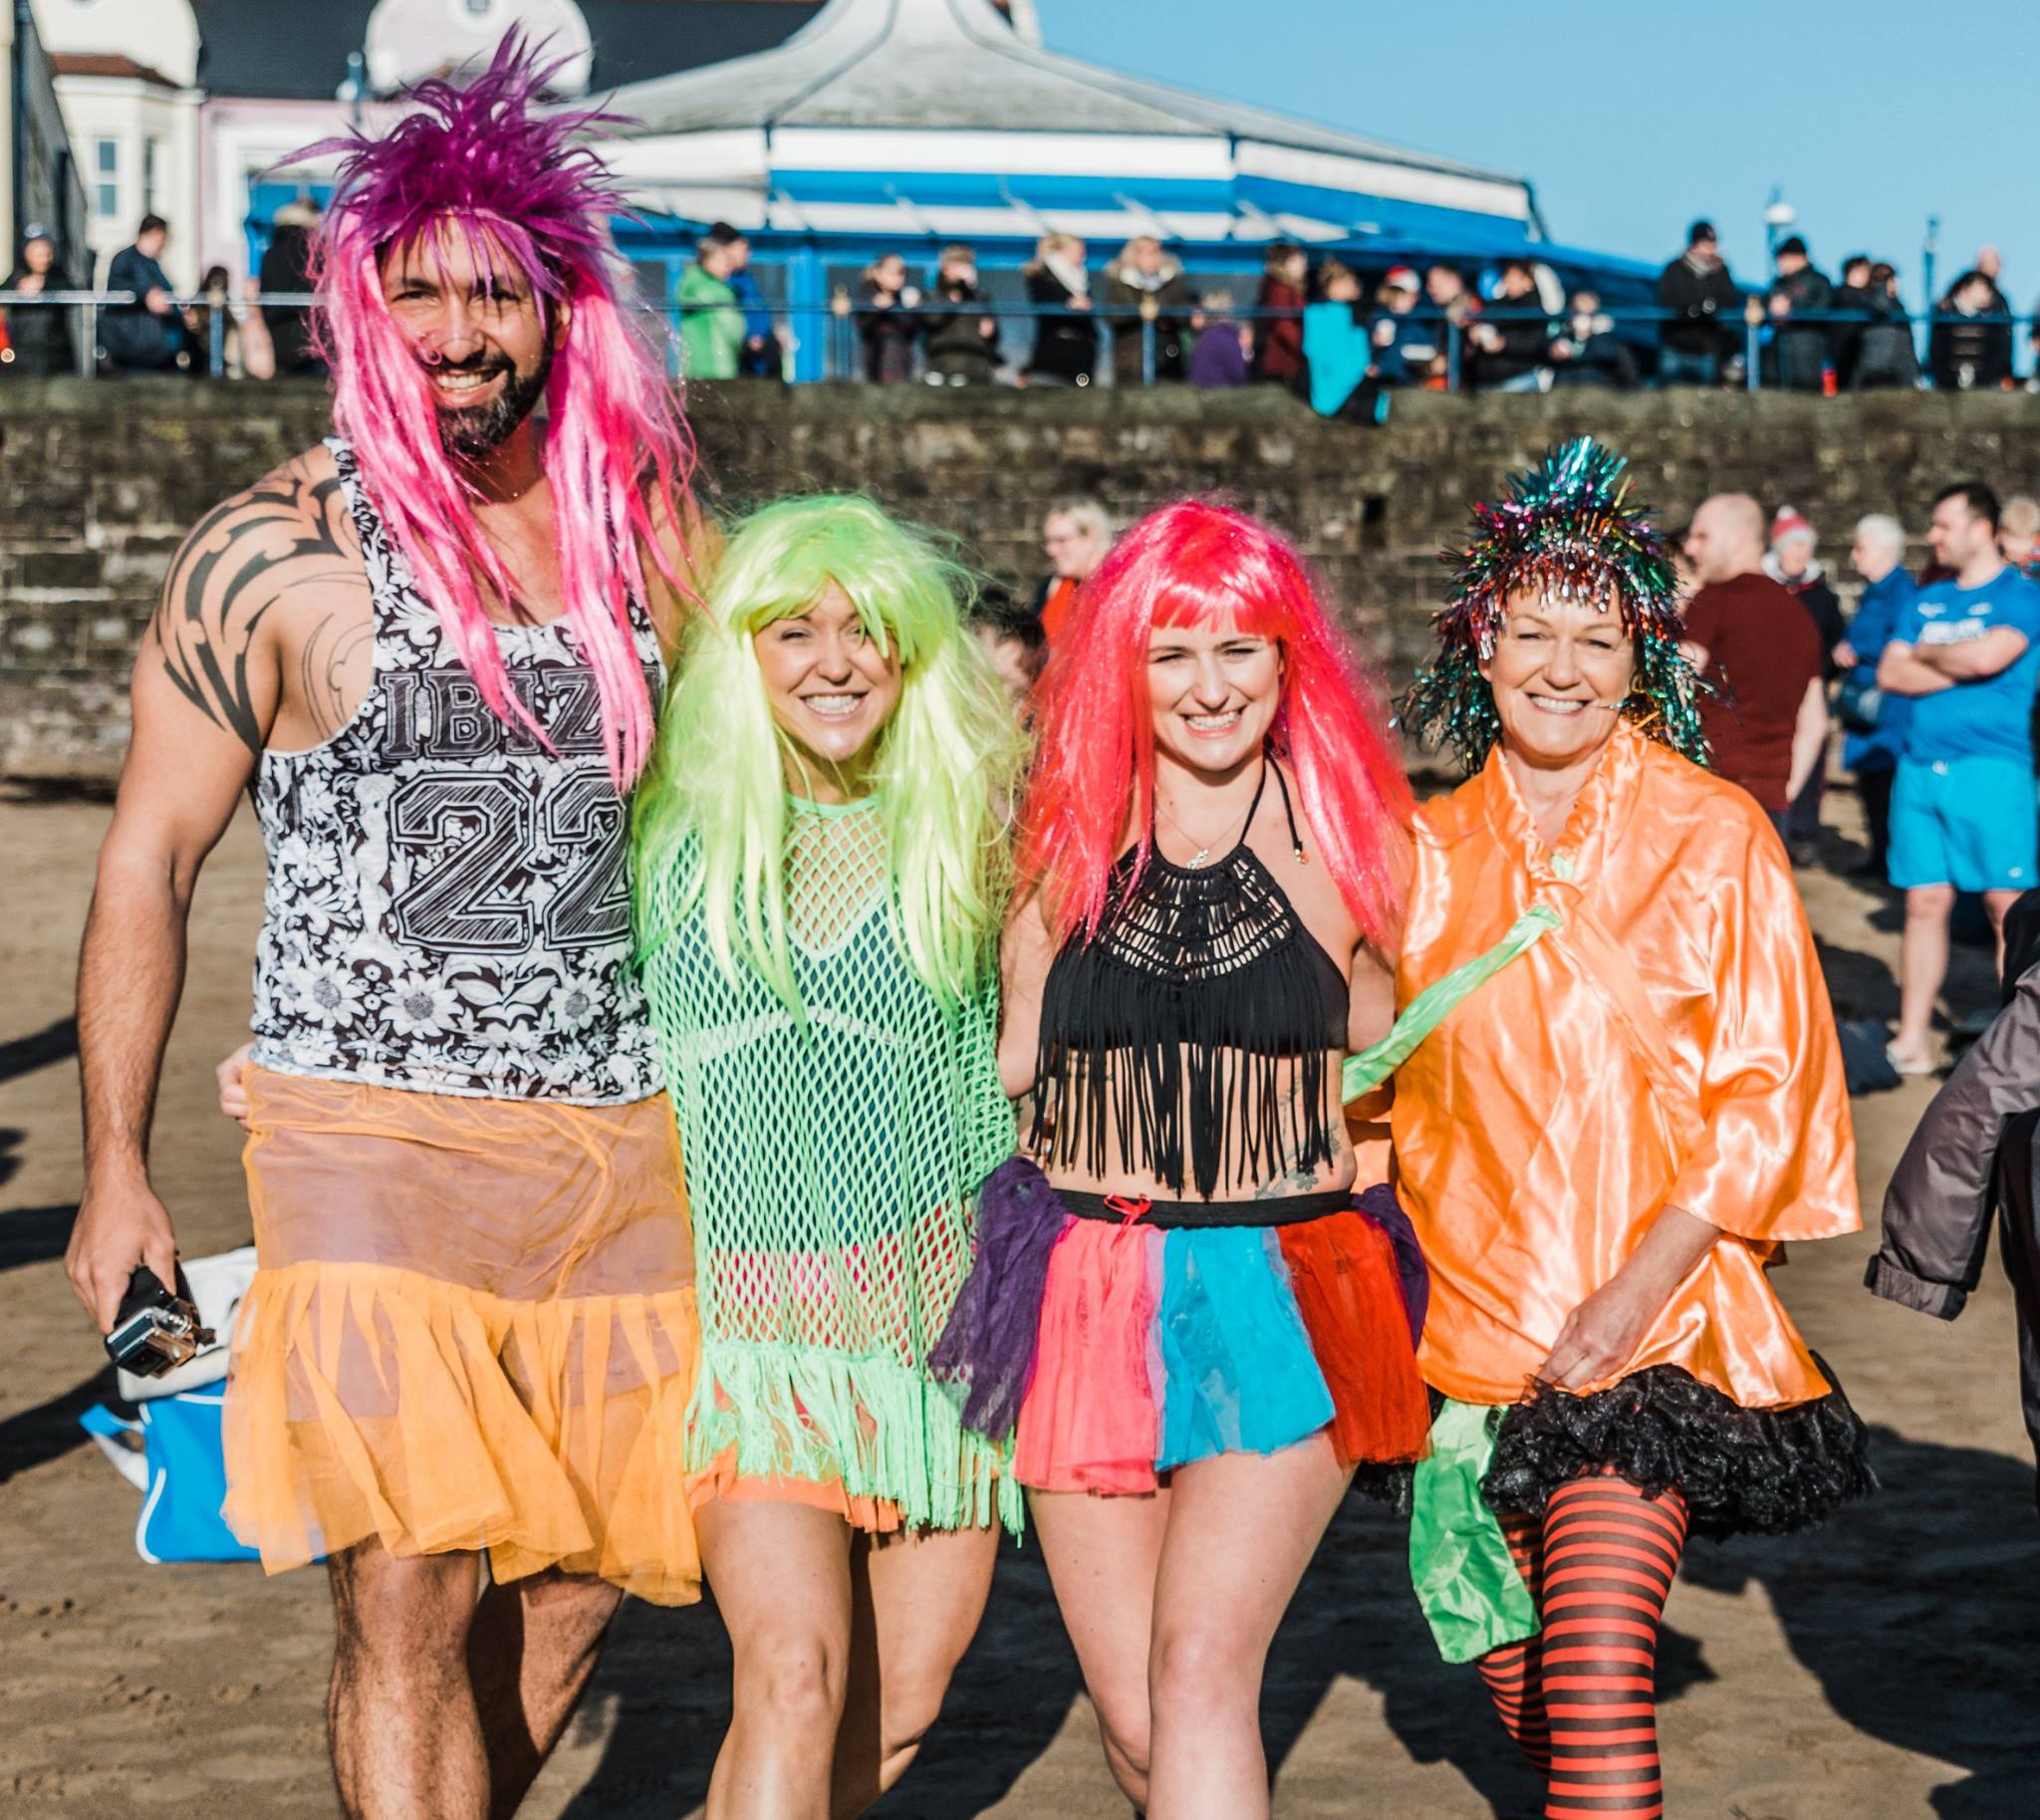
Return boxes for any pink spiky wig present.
[1017,500,1412,948]
[300,32,693,788]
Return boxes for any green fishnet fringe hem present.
[686,1339,1025,1537]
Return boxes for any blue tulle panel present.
[1154,1227,1335,1471]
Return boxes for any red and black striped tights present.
[1474,1474,1691,1819]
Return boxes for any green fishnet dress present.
[640,795,1022,1533]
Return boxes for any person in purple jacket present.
[1187,289,1252,388]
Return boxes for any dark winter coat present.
[1024,265,1098,384]
[1103,265,1192,386]
[1657,252,1740,358]
[857,280,920,384]
[1850,291,1919,390]
[1783,571,1847,678]
[1829,281,1874,387]
[1549,323,1640,390]
[1868,908,2040,1491]
[259,225,325,377]
[922,276,1000,382]
[102,244,180,371]
[1469,308,1553,388]
[1929,305,2016,390]
[1768,264,1833,391]
[1,267,74,375]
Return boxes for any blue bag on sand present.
[80,1392,261,1565]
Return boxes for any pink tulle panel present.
[1013,1220,1162,1493]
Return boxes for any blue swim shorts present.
[1888,755,2039,892]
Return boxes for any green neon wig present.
[1402,437,1710,773]
[632,494,1027,1006]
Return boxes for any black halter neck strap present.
[1152,749,1306,870]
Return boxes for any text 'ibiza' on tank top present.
[247,437,663,1104]
[1030,761,1349,1198]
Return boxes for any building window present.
[95,138,120,220]
[142,138,162,218]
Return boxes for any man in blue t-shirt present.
[1879,480,2040,1071]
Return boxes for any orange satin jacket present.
[1386,724,1858,1410]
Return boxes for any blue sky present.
[1038,0,2036,312]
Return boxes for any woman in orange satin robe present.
[1384,440,1874,1818]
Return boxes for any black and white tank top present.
[247,437,663,1104]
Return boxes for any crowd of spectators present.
[1658,219,2040,393]
[1680,481,2040,1080]
[0,209,326,381]
[15,212,2040,398]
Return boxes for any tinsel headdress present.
[1401,437,1708,772]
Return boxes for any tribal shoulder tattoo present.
[149,454,364,755]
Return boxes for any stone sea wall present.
[5,377,2039,779]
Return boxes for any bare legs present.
[694,1499,999,1820]
[468,1567,623,1820]
[831,1523,1003,1815]
[325,1543,621,1820]
[1030,1483,1172,1804]
[1894,884,1955,1063]
[1895,884,2019,1063]
[1031,1432,1353,1819]
[1986,889,2020,979]
[698,1503,852,1820]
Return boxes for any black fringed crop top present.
[1028,762,1349,1198]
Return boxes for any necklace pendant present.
[1189,846,1212,869]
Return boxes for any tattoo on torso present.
[150,456,372,755]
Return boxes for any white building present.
[28,0,821,290]
[4,3,88,282]
[32,0,203,287]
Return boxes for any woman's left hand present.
[1536,1274,1662,1393]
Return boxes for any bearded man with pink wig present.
[66,39,708,1816]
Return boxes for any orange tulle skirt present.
[222,1068,702,1605]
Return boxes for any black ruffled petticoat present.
[1482,1358,1876,1541]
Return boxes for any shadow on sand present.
[555,1422,2038,1818]
[1681,1424,2039,1820]
[553,1534,1084,1820]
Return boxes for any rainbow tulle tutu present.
[932,1157,1431,1496]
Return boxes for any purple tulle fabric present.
[1356,1183,1428,1346]
[929,1156,1072,1438]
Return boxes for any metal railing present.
[5,290,2037,392]
[0,289,322,380]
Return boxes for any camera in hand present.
[105,1265,215,1378]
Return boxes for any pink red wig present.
[299,33,692,788]
[1018,500,1411,947]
